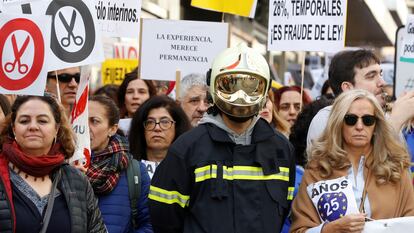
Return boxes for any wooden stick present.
[175,70,181,100]
[300,51,306,110]
[54,70,61,103]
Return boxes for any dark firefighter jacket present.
[149,119,296,233]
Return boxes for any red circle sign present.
[0,18,45,90]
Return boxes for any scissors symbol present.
[4,34,30,75]
[59,10,84,47]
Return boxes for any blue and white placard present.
[307,176,359,222]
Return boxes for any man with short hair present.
[307,49,414,149]
[45,67,80,116]
[149,44,295,233]
[177,73,209,127]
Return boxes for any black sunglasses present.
[344,114,377,126]
[48,73,80,83]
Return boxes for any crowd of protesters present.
[1,46,414,233]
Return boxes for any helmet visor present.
[215,73,267,105]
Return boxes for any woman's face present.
[144,107,176,155]
[278,90,301,126]
[89,101,117,152]
[124,79,150,117]
[342,98,376,151]
[260,98,273,124]
[13,99,59,156]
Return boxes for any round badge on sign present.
[317,191,348,222]
[307,176,359,223]
[0,18,44,90]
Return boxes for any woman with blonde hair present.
[290,89,414,233]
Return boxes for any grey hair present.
[179,73,207,100]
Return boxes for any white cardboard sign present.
[267,0,347,52]
[3,0,104,71]
[395,25,414,97]
[93,0,141,38]
[68,65,91,168]
[306,176,359,222]
[400,15,414,62]
[142,160,160,179]
[0,14,50,95]
[140,19,228,81]
[363,217,414,233]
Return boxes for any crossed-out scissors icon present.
[4,34,30,75]
[59,10,84,47]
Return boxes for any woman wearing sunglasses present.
[128,95,191,178]
[290,89,414,233]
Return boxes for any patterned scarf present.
[86,134,130,194]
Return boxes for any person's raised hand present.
[389,90,414,131]
[321,213,366,233]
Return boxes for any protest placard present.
[101,58,138,85]
[68,66,91,168]
[191,0,257,18]
[395,22,414,97]
[0,14,50,95]
[268,0,347,52]
[141,160,160,179]
[363,216,414,233]
[93,0,141,38]
[140,19,228,82]
[399,15,414,63]
[3,0,104,71]
[114,41,139,59]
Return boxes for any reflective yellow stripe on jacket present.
[287,187,295,200]
[195,165,290,182]
[149,185,190,208]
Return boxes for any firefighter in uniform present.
[148,43,296,233]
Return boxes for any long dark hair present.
[128,95,191,160]
[117,67,156,118]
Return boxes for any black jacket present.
[0,162,107,233]
[149,119,296,233]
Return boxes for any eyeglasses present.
[344,114,377,126]
[143,118,175,131]
[48,73,80,83]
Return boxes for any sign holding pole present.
[268,0,348,52]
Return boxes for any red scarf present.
[2,140,65,177]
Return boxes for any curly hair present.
[0,95,75,159]
[128,95,191,160]
[309,89,410,185]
